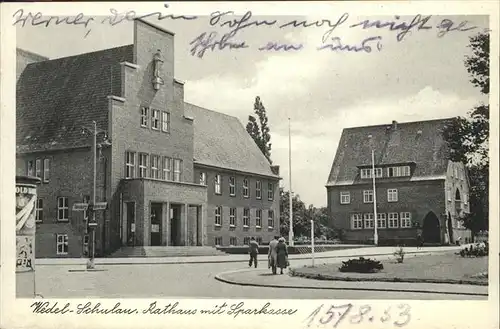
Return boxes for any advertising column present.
[16,176,40,297]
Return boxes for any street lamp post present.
[288,118,294,246]
[371,149,379,246]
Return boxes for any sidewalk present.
[35,245,465,266]
[215,267,488,297]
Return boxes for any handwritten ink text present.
[318,36,383,53]
[436,19,477,37]
[189,31,249,58]
[210,11,277,37]
[258,41,303,51]
[350,15,433,42]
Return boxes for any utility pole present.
[288,118,294,246]
[91,121,97,264]
[372,149,378,246]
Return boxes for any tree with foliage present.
[442,32,489,239]
[246,96,272,163]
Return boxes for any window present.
[256,180,262,199]
[125,152,136,178]
[215,237,223,246]
[243,237,250,245]
[400,212,412,228]
[163,157,172,180]
[363,213,374,229]
[363,190,373,203]
[83,195,90,220]
[229,208,236,227]
[387,189,398,202]
[173,159,182,182]
[57,197,69,221]
[139,153,148,178]
[256,237,262,244]
[268,210,274,228]
[43,159,50,182]
[256,209,262,228]
[229,176,236,196]
[27,160,34,177]
[361,168,372,179]
[151,155,159,179]
[35,199,43,222]
[340,191,350,204]
[229,237,237,246]
[243,208,250,227]
[56,234,68,255]
[375,168,383,178]
[377,213,387,229]
[215,206,222,226]
[140,107,149,127]
[243,179,249,198]
[199,172,206,185]
[387,166,411,177]
[388,213,399,228]
[214,174,221,194]
[35,159,42,178]
[268,182,274,201]
[351,214,363,229]
[162,111,170,133]
[151,109,160,130]
[401,166,410,176]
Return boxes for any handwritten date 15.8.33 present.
[304,303,411,328]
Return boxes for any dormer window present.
[361,168,382,179]
[152,49,164,91]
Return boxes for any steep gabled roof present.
[16,45,134,153]
[326,119,452,186]
[185,103,278,178]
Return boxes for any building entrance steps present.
[109,246,227,258]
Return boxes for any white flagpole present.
[372,149,378,246]
[288,118,294,246]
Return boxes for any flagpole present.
[288,118,294,246]
[372,149,378,246]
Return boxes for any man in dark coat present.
[248,237,259,268]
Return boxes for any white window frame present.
[400,212,412,228]
[35,198,43,222]
[215,206,222,226]
[151,109,160,130]
[387,188,398,202]
[199,172,206,185]
[229,208,236,227]
[363,190,373,203]
[388,212,399,228]
[229,176,236,196]
[351,214,363,230]
[56,234,68,255]
[243,208,250,227]
[377,213,387,229]
[256,209,262,228]
[215,174,222,195]
[35,159,42,178]
[375,168,383,178]
[360,168,372,179]
[139,153,148,178]
[43,158,50,182]
[243,179,249,198]
[163,157,172,180]
[401,166,410,176]
[151,155,159,179]
[173,159,182,182]
[215,237,223,246]
[57,197,69,222]
[27,160,34,177]
[140,107,149,127]
[229,237,237,246]
[268,210,274,228]
[340,191,350,204]
[363,213,374,229]
[256,180,262,199]
[268,182,274,201]
[125,151,136,179]
[243,237,250,246]
[162,111,170,133]
[387,167,398,177]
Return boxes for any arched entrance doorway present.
[422,211,441,244]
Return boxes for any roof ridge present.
[344,117,453,130]
[185,102,239,120]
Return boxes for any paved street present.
[22,246,486,300]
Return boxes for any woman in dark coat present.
[276,237,289,274]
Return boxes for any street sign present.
[88,222,98,227]
[73,203,89,211]
[94,202,107,210]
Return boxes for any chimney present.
[392,120,398,130]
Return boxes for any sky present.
[15,9,489,207]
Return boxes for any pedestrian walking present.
[416,229,423,249]
[268,236,279,275]
[276,237,289,275]
[248,237,259,268]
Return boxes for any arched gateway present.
[422,211,441,244]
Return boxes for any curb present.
[37,250,451,266]
[214,269,488,297]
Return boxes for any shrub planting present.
[459,242,488,257]
[339,257,383,273]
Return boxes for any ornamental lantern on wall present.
[152,49,164,90]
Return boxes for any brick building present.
[16,19,280,258]
[326,119,471,245]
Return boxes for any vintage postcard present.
[1,1,499,329]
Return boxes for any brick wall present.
[194,165,280,246]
